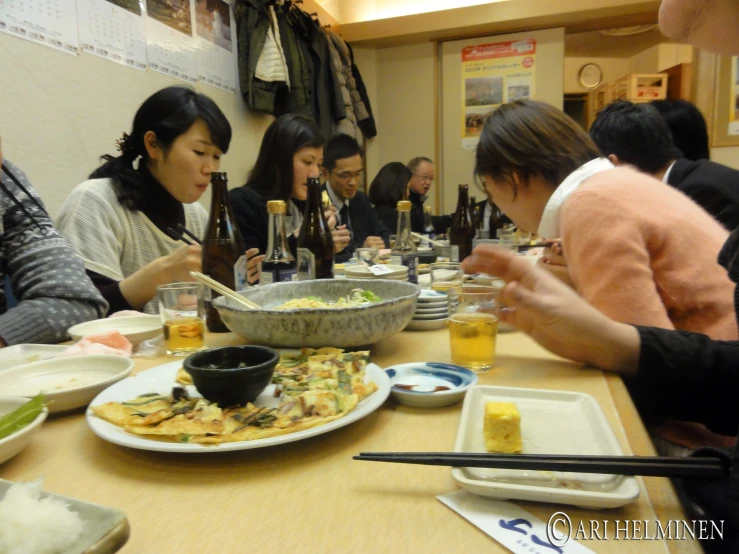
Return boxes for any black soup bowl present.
[183,345,280,406]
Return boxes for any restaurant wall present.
[564,57,629,94]
[0,33,273,218]
[351,47,381,190]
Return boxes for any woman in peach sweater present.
[475,99,737,341]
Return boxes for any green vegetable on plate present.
[0,394,45,440]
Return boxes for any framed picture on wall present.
[712,54,739,147]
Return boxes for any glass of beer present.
[448,285,499,372]
[429,262,465,292]
[157,283,206,356]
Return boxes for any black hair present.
[368,162,412,207]
[323,134,362,172]
[589,100,682,173]
[476,100,601,196]
[245,114,324,201]
[651,99,710,161]
[90,86,231,210]
[407,156,433,173]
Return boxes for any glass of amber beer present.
[448,285,499,372]
[157,283,206,355]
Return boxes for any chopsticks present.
[167,224,202,246]
[190,271,262,310]
[411,232,445,247]
[353,452,730,480]
[0,164,45,231]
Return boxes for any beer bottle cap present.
[397,200,411,211]
[424,206,432,213]
[211,172,228,183]
[267,200,287,215]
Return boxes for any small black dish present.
[419,252,438,264]
[183,345,279,406]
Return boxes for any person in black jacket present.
[368,162,413,236]
[407,156,434,233]
[475,190,512,239]
[651,99,710,162]
[322,134,389,263]
[230,114,350,260]
[590,100,739,231]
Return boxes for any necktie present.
[340,204,353,237]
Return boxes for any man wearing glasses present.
[407,157,435,233]
[322,134,389,263]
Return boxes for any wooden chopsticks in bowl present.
[353,452,730,480]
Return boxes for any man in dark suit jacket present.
[590,100,739,231]
[322,134,390,263]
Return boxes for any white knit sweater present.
[57,178,208,314]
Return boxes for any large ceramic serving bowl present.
[213,279,420,348]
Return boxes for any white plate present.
[451,386,640,509]
[0,478,129,552]
[418,289,447,302]
[86,360,391,453]
[0,344,67,370]
[0,356,135,414]
[0,397,48,465]
[415,306,448,315]
[345,265,408,278]
[405,318,448,331]
[67,315,162,346]
[412,312,448,320]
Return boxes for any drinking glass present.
[448,285,499,372]
[157,282,206,356]
[355,247,379,266]
[429,262,465,292]
[498,228,516,250]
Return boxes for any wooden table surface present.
[1,329,703,553]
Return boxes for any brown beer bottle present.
[449,184,475,262]
[202,171,247,332]
[297,177,334,280]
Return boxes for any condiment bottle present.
[261,200,296,284]
[202,171,247,333]
[297,177,334,280]
[391,200,418,284]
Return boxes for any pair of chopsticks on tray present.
[167,223,201,245]
[1,163,46,231]
[353,452,730,479]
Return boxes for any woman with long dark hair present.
[230,114,350,256]
[57,86,257,314]
[367,162,412,234]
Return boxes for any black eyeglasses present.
[332,170,365,181]
[1,164,46,231]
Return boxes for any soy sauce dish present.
[384,363,478,408]
[183,346,280,407]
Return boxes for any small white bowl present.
[385,363,478,408]
[0,396,48,465]
[68,315,162,346]
[0,356,135,413]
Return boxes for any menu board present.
[145,0,197,83]
[76,0,147,69]
[194,0,236,93]
[0,0,79,54]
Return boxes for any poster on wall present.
[0,0,79,54]
[729,56,739,135]
[461,38,536,149]
[76,0,147,69]
[145,0,197,83]
[194,0,237,93]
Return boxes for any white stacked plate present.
[406,289,449,330]
[344,264,409,281]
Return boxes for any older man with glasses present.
[407,156,434,233]
[322,134,389,263]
